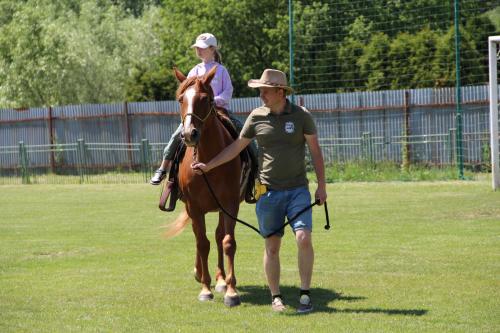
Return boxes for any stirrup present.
[159,180,175,211]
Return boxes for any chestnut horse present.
[166,66,242,307]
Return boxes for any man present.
[191,69,327,313]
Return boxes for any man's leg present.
[264,235,282,296]
[295,229,314,290]
[287,187,314,290]
[287,186,314,313]
[264,235,286,311]
[296,229,314,313]
[256,189,287,311]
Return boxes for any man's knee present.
[295,230,312,249]
[265,236,281,257]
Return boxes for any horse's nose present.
[190,128,199,142]
[182,127,199,146]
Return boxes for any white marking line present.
[184,87,196,130]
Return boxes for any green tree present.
[358,32,391,91]
[1,0,498,107]
[293,1,336,94]
[388,32,414,89]
[465,14,498,84]
[127,0,290,100]
[0,0,162,108]
[410,27,440,88]
[433,25,483,87]
[110,0,162,16]
[337,16,374,91]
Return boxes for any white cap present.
[191,33,217,49]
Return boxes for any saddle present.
[158,109,258,212]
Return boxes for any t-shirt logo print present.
[285,121,295,134]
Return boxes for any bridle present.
[181,102,215,125]
[179,85,216,126]
[178,86,216,156]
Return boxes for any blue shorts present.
[256,186,313,238]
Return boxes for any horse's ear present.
[202,65,217,86]
[173,67,186,83]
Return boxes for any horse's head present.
[174,66,217,147]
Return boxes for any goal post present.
[489,36,500,191]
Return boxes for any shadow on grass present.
[238,285,427,316]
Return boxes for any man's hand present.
[190,137,251,175]
[315,183,327,205]
[305,134,327,205]
[191,162,210,175]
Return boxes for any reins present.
[198,170,330,238]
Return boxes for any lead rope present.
[198,170,330,238]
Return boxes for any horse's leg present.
[194,254,201,283]
[191,212,213,301]
[193,217,224,287]
[222,204,240,307]
[194,221,224,287]
[214,213,227,293]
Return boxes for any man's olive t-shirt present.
[241,100,317,190]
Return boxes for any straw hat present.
[248,69,294,95]
[191,33,217,49]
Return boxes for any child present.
[150,32,241,185]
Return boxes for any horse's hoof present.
[223,295,241,307]
[215,282,227,293]
[198,292,214,302]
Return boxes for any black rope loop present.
[198,170,330,238]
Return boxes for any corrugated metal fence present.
[0,85,498,184]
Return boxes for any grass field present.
[1,181,499,332]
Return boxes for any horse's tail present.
[162,209,191,239]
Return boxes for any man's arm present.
[191,136,251,173]
[305,133,327,204]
